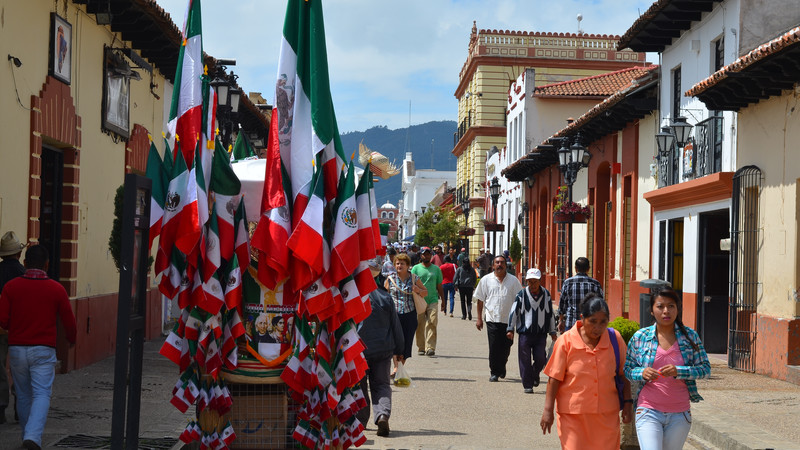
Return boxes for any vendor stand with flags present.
[147,0,395,448]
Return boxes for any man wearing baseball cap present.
[506,268,557,393]
[411,247,443,356]
[0,231,26,424]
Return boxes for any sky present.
[155,0,656,134]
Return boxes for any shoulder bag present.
[608,328,625,410]
[389,274,428,313]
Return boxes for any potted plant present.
[552,186,591,223]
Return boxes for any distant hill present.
[340,120,458,208]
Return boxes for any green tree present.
[509,228,522,263]
[415,206,460,250]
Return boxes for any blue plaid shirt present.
[624,324,710,403]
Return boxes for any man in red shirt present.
[0,245,77,450]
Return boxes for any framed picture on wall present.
[50,13,72,85]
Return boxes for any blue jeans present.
[635,406,692,450]
[9,346,57,446]
[442,283,455,313]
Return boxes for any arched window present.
[381,211,387,219]
[388,212,395,219]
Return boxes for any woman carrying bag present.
[384,253,428,364]
[454,258,477,320]
[540,293,632,449]
[624,288,710,450]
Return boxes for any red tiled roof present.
[534,66,653,97]
[686,26,800,97]
[546,65,659,140]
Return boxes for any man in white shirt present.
[474,256,523,382]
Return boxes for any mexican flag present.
[156,149,192,275]
[328,161,359,285]
[251,163,292,290]
[286,159,327,292]
[231,131,256,161]
[209,138,241,263]
[168,0,204,166]
[146,140,168,250]
[275,0,345,227]
[355,164,376,262]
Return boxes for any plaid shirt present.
[624,324,710,403]
[558,273,603,330]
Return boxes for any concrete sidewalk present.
[1,313,799,449]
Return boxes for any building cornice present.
[452,126,507,157]
[643,172,734,211]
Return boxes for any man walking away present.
[0,245,77,450]
[477,249,493,277]
[407,244,420,267]
[357,259,404,437]
[474,256,522,381]
[506,268,557,393]
[0,231,26,424]
[558,256,603,332]
[411,247,443,356]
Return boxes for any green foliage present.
[509,228,522,263]
[109,186,124,272]
[608,316,640,344]
[415,206,460,250]
[108,184,153,273]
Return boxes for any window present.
[388,212,394,219]
[671,66,682,119]
[102,47,132,139]
[714,37,725,72]
[381,211,387,219]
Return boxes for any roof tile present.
[534,66,653,97]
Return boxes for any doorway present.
[698,209,730,354]
[40,147,64,281]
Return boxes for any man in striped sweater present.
[506,268,557,393]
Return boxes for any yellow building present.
[453,22,646,259]
[1,0,267,371]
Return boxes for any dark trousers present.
[458,287,473,319]
[486,322,512,378]
[356,356,392,426]
[397,312,418,360]
[518,333,547,389]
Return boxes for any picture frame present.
[50,13,72,85]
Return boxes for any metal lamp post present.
[210,70,242,150]
[489,176,501,256]
[522,201,529,273]
[556,133,589,278]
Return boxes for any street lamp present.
[521,202,529,274]
[210,69,242,150]
[654,117,693,187]
[556,132,589,278]
[489,176,501,256]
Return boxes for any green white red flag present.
[286,159,328,292]
[209,138,241,263]
[168,0,204,165]
[146,140,168,250]
[328,161,359,285]
[355,164,376,261]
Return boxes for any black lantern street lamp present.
[489,176,501,256]
[210,70,242,150]
[556,132,589,278]
[654,117,693,187]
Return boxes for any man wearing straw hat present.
[0,244,77,450]
[0,231,26,425]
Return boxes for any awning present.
[403,234,415,242]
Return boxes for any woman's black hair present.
[579,292,610,319]
[652,288,700,352]
[461,258,471,270]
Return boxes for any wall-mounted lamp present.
[8,54,22,68]
[525,176,535,189]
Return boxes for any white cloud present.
[155,0,653,132]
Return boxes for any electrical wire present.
[9,63,32,111]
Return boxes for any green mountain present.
[340,120,458,208]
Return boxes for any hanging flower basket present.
[553,211,588,223]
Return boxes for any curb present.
[691,402,799,450]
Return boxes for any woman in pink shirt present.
[540,294,632,449]
[624,288,710,450]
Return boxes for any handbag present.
[608,328,625,410]
[389,274,428,313]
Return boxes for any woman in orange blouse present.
[540,294,633,449]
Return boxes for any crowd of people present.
[0,228,711,450]
[359,243,711,450]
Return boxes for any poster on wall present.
[50,13,72,85]
[241,266,295,367]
